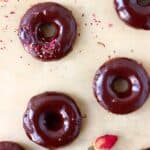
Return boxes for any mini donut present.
[115,0,150,29]
[0,141,25,150]
[93,57,150,114]
[23,92,82,148]
[18,2,77,61]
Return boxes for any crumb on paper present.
[78,33,81,36]
[82,114,87,119]
[130,49,134,53]
[84,23,87,26]
[108,55,111,59]
[113,50,116,54]
[91,13,101,26]
[88,146,94,150]
[10,11,15,14]
[82,13,85,17]
[97,42,105,48]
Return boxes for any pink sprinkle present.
[108,23,113,28]
[0,0,8,2]
[92,13,96,17]
[3,0,8,2]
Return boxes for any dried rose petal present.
[93,134,118,150]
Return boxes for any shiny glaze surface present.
[93,58,150,114]
[23,92,81,148]
[18,2,77,61]
[0,141,25,150]
[114,0,150,29]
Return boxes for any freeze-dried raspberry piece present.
[93,134,118,150]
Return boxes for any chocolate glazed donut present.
[18,2,77,61]
[23,92,82,148]
[93,58,150,114]
[0,141,25,150]
[114,0,150,29]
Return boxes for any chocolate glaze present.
[18,2,77,61]
[93,58,150,114]
[114,0,150,29]
[0,141,25,150]
[23,92,82,148]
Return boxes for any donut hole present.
[112,77,131,98]
[38,23,58,41]
[137,0,150,6]
[43,112,63,131]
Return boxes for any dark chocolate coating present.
[0,141,25,150]
[18,2,77,61]
[114,0,150,29]
[93,58,150,114]
[23,92,82,148]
